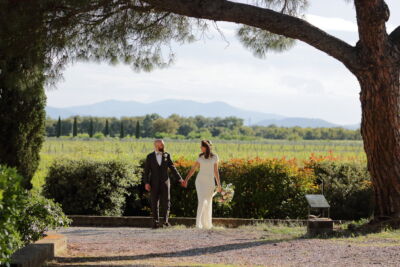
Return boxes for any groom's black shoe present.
[152,222,160,229]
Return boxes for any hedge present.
[44,159,141,216]
[44,158,373,220]
[167,158,319,219]
[307,160,373,220]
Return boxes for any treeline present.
[46,114,361,141]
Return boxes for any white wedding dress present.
[195,154,219,229]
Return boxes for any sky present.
[46,0,400,125]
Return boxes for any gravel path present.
[48,226,400,267]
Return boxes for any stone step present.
[11,233,67,267]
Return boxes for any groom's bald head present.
[154,139,165,152]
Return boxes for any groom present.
[143,139,185,229]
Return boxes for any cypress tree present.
[72,117,78,137]
[89,119,94,138]
[56,116,62,138]
[0,0,48,189]
[120,122,125,139]
[104,119,110,137]
[135,121,141,139]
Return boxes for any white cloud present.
[306,14,358,32]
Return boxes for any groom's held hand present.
[145,183,151,192]
[179,179,185,187]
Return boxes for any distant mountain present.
[46,99,359,129]
[342,123,360,130]
[46,99,283,123]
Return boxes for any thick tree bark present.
[358,70,400,219]
[353,0,400,220]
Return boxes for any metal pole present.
[321,180,324,195]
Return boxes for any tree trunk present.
[358,66,400,220]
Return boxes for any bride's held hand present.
[217,185,222,193]
[183,178,189,188]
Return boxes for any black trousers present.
[150,179,171,223]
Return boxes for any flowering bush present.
[169,157,372,220]
[169,157,318,219]
[17,192,71,244]
[0,166,70,265]
[43,157,373,221]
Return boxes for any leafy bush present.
[169,158,318,219]
[135,158,372,220]
[93,132,105,139]
[307,160,373,220]
[42,157,373,221]
[17,192,71,244]
[123,160,149,216]
[44,159,140,215]
[0,166,24,265]
[0,165,70,265]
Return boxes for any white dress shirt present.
[155,151,162,166]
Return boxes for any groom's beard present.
[158,147,164,153]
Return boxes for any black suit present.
[143,151,183,224]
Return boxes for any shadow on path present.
[53,238,294,265]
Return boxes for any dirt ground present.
[47,225,400,267]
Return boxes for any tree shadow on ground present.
[306,218,400,240]
[51,237,296,266]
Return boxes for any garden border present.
[69,215,347,228]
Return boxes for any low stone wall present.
[69,215,347,228]
[11,233,66,267]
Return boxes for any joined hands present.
[179,179,187,188]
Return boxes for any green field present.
[33,137,367,190]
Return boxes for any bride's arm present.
[185,162,199,184]
[214,162,222,192]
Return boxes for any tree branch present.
[144,0,358,70]
[354,0,390,59]
[389,26,400,48]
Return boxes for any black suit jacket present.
[143,152,183,185]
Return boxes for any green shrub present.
[0,166,24,265]
[0,165,70,265]
[141,158,372,220]
[0,72,46,190]
[123,160,149,216]
[41,157,373,221]
[93,132,105,139]
[17,192,71,244]
[307,160,373,220]
[44,159,140,215]
[169,158,318,219]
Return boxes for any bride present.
[184,140,222,229]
